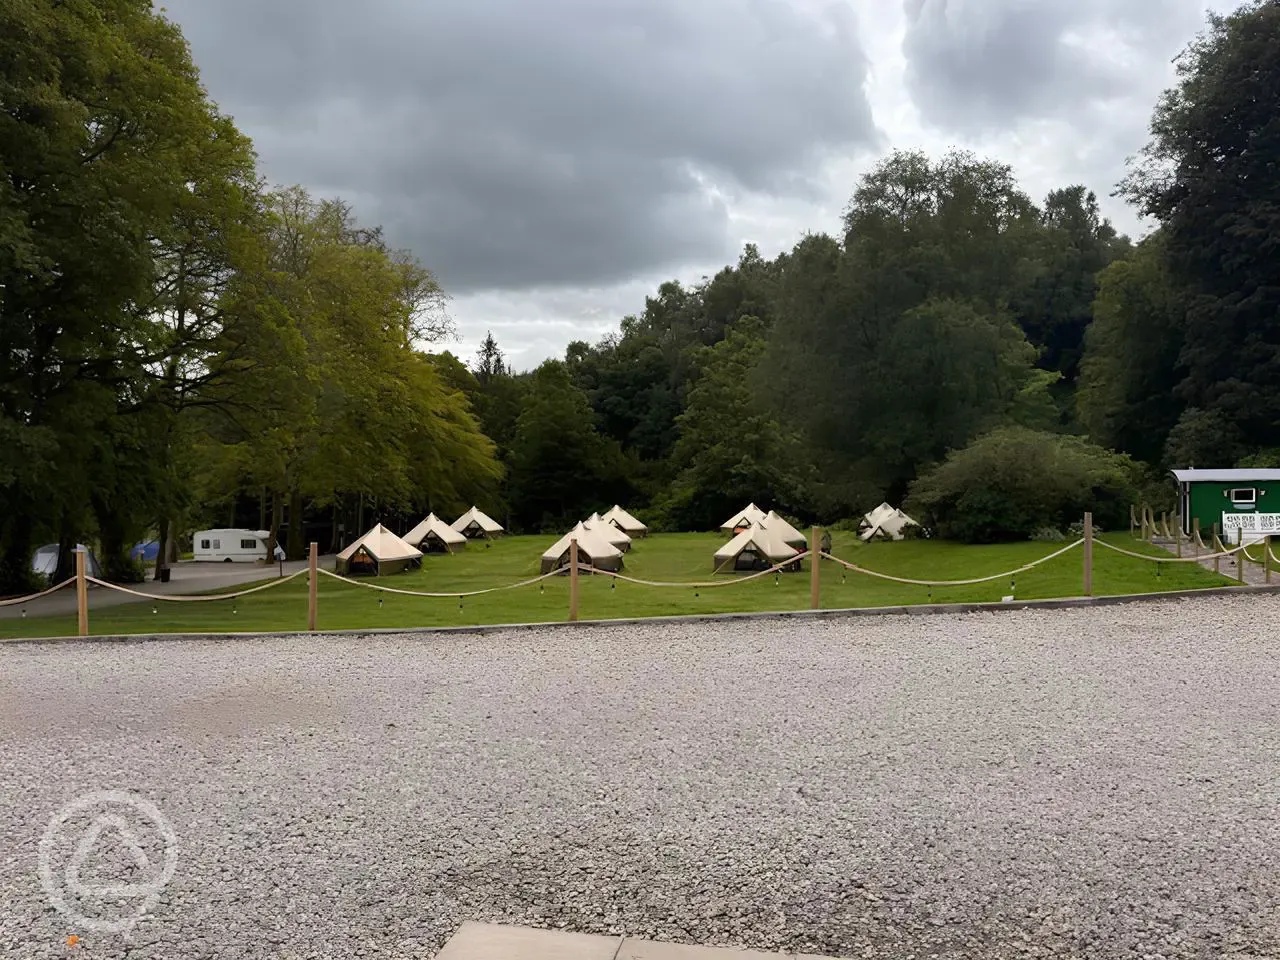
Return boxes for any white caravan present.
[193,529,270,563]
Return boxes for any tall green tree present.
[661,318,814,530]
[1121,0,1280,459]
[764,152,1053,509]
[1077,235,1186,463]
[0,0,260,589]
[506,361,627,531]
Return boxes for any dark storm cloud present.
[160,0,877,292]
[901,0,1214,136]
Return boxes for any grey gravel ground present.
[2,597,1280,960]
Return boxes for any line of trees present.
[3,1,1277,591]
[465,1,1280,542]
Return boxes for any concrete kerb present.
[4,582,1280,647]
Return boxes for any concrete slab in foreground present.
[435,924,838,960]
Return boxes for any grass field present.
[0,530,1235,639]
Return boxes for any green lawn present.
[0,531,1233,639]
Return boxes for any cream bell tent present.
[720,502,767,534]
[602,504,648,538]
[859,503,920,542]
[404,513,467,553]
[540,523,624,575]
[452,506,504,539]
[584,512,632,552]
[713,520,800,573]
[763,510,808,548]
[336,524,423,576]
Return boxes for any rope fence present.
[6,511,1269,637]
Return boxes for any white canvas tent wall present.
[451,506,504,539]
[603,504,648,537]
[584,513,632,551]
[405,513,467,553]
[763,510,808,548]
[336,524,423,576]
[720,503,767,533]
[859,503,919,542]
[32,544,103,583]
[713,521,800,572]
[540,523,624,574]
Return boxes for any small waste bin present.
[158,567,171,583]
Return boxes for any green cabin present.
[1173,468,1280,541]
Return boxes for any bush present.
[908,427,1141,543]
[1031,526,1066,542]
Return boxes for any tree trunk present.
[53,529,76,586]
[269,493,283,560]
[259,488,268,533]
[154,516,170,581]
[287,489,304,560]
[356,495,365,539]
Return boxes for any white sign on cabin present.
[1222,512,1280,541]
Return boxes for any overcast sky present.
[159,0,1239,371]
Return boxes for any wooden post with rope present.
[1193,516,1201,557]
[809,526,821,610]
[1266,535,1272,585]
[307,541,318,632]
[1213,523,1221,575]
[568,537,580,622]
[1174,513,1183,558]
[75,547,88,638]
[1082,512,1093,597]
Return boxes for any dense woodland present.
[3,0,1279,591]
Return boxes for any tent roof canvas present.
[541,523,624,572]
[859,503,919,542]
[720,502,767,531]
[763,510,808,547]
[603,504,647,534]
[451,506,504,534]
[584,513,632,548]
[714,521,799,567]
[337,524,423,563]
[405,513,466,547]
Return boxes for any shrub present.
[908,428,1141,543]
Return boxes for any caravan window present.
[1230,487,1257,505]
[241,539,258,549]
[200,539,211,549]
[212,539,221,550]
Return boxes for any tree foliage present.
[909,429,1141,543]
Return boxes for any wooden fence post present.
[568,537,580,622]
[1175,514,1183,557]
[1082,512,1093,597]
[809,526,821,610]
[1193,516,1201,557]
[1266,535,1272,585]
[1130,504,1137,538]
[307,541,318,632]
[75,547,88,637]
[1213,523,1221,575]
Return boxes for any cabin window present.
[1229,487,1257,506]
[212,539,221,549]
[241,539,258,549]
[200,539,211,550]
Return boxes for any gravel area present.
[3,597,1280,959]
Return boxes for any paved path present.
[1150,534,1269,585]
[435,922,839,960]
[3,596,1279,959]
[0,557,332,620]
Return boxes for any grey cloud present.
[901,0,1225,136]
[161,0,878,292]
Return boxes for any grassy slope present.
[0,531,1233,639]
